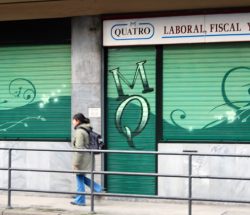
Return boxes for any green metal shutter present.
[0,44,71,140]
[106,47,156,195]
[163,43,250,142]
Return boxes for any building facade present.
[0,0,250,201]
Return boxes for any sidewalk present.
[1,194,250,215]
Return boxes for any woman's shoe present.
[70,201,86,206]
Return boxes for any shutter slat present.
[163,43,250,142]
[0,44,71,140]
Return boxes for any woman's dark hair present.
[73,113,90,124]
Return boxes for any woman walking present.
[71,113,102,206]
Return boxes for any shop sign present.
[103,13,250,46]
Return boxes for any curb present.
[1,209,59,215]
[0,208,88,215]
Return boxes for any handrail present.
[2,146,250,157]
[0,147,250,214]
[1,147,250,157]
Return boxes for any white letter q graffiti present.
[115,95,150,147]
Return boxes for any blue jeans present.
[74,174,102,205]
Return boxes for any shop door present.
[106,46,156,195]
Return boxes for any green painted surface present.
[163,43,250,142]
[106,47,156,195]
[0,45,71,140]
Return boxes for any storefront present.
[0,18,75,191]
[0,16,103,193]
[103,12,250,196]
[0,4,249,200]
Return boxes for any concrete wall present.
[71,16,102,133]
[71,15,102,183]
[1,0,250,21]
[0,15,102,193]
[158,143,250,201]
[0,141,74,193]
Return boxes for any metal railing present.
[1,147,250,214]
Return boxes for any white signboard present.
[88,107,101,118]
[103,13,250,46]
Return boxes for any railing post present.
[90,151,95,214]
[7,149,12,209]
[188,154,193,215]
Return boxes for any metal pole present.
[90,151,95,214]
[7,149,12,209]
[188,155,193,215]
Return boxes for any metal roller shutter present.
[106,47,156,195]
[163,43,250,142]
[0,44,71,140]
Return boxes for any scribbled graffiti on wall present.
[9,78,36,104]
[1,78,36,110]
[0,78,46,132]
